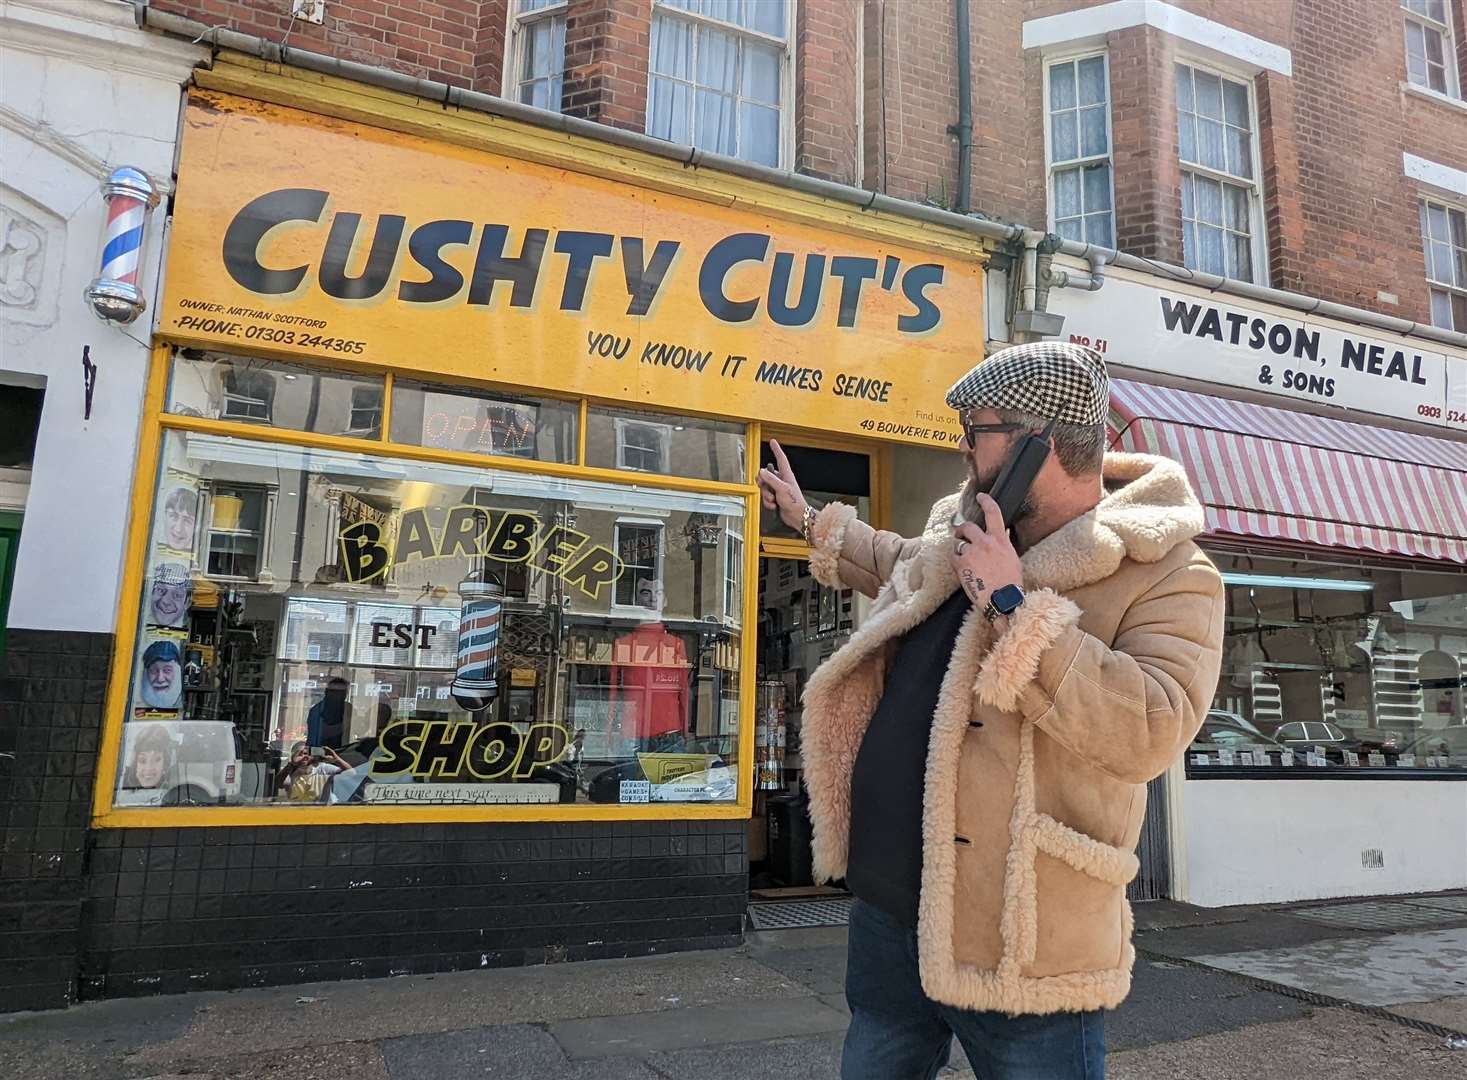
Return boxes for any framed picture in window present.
[818,586,837,634]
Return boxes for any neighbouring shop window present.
[1176,62,1262,283]
[1189,551,1467,777]
[1046,53,1113,246]
[390,379,577,463]
[1403,0,1460,98]
[587,406,747,483]
[115,432,745,810]
[647,0,790,167]
[509,0,567,111]
[1420,199,1467,331]
[168,350,384,440]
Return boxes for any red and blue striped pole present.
[85,167,160,324]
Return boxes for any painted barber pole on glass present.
[85,166,160,324]
[451,579,504,712]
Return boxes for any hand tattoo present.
[960,568,985,599]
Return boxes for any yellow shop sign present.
[160,91,988,445]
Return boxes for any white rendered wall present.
[0,1,204,633]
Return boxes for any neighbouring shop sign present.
[1050,269,1467,432]
[159,92,988,447]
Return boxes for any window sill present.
[1400,81,1467,116]
[1186,765,1467,781]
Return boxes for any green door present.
[0,511,21,658]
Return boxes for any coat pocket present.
[1022,813,1137,978]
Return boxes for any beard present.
[959,463,1036,530]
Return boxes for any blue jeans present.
[842,899,1105,1080]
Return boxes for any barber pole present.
[450,579,504,712]
[85,167,160,324]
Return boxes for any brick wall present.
[796,0,861,186]
[562,0,651,129]
[152,0,509,91]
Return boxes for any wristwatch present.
[983,583,1025,622]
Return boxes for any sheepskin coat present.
[801,453,1225,1016]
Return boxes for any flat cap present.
[945,341,1109,426]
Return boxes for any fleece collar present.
[901,452,1204,620]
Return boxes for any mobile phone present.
[308,745,326,757]
[953,417,1057,534]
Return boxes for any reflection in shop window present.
[347,385,383,436]
[724,532,743,625]
[588,406,746,482]
[390,380,576,463]
[116,432,745,809]
[1191,553,1467,776]
[616,419,670,473]
[168,350,384,440]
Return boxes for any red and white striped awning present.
[1108,380,1467,564]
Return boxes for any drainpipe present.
[949,0,974,213]
[1044,244,1113,292]
[1012,230,1064,339]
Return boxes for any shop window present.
[1420,199,1467,331]
[1046,53,1113,247]
[390,380,577,463]
[1403,0,1460,98]
[614,521,663,609]
[588,407,746,482]
[507,0,567,111]
[116,432,745,810]
[1191,551,1467,777]
[167,350,385,440]
[647,0,790,167]
[1176,63,1264,284]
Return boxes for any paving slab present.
[1193,926,1467,1007]
[1385,994,1467,1032]
[549,996,850,1059]
[1108,955,1312,1051]
[1135,910,1376,959]
[379,1024,659,1080]
[1108,1006,1467,1080]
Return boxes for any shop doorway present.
[749,440,874,903]
[0,382,42,658]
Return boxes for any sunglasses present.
[957,413,1026,447]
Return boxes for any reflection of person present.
[610,579,688,753]
[148,562,191,628]
[760,342,1225,1079]
[276,741,350,802]
[306,677,352,750]
[162,487,198,551]
[139,640,183,710]
[121,723,172,789]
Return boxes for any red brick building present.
[150,0,1467,332]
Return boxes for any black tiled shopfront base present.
[0,629,112,1012]
[1,629,748,1006]
[79,820,748,1000]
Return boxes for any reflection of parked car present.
[1192,718,1284,752]
[1343,726,1402,753]
[1402,726,1467,762]
[1273,721,1348,747]
[117,720,243,806]
[1205,709,1265,737]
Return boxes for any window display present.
[1191,551,1467,775]
[116,431,746,809]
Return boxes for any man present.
[139,640,183,710]
[757,342,1224,1080]
[306,677,353,750]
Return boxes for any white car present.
[115,720,243,806]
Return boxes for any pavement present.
[2,891,1466,1079]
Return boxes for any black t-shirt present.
[845,588,972,927]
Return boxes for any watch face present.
[992,584,1025,613]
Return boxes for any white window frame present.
[722,529,743,626]
[203,481,277,584]
[503,0,568,112]
[1041,49,1117,247]
[1175,58,1270,286]
[1420,196,1467,329]
[345,383,383,436]
[645,0,797,169]
[614,417,672,474]
[1402,0,1461,99]
[612,519,665,612]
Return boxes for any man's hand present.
[951,493,1023,616]
[757,439,809,533]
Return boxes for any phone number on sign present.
[1417,404,1467,424]
[242,325,365,354]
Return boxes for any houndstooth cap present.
[944,341,1109,426]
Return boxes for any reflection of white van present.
[116,720,243,806]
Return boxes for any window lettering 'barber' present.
[218,189,950,333]
[337,506,623,600]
